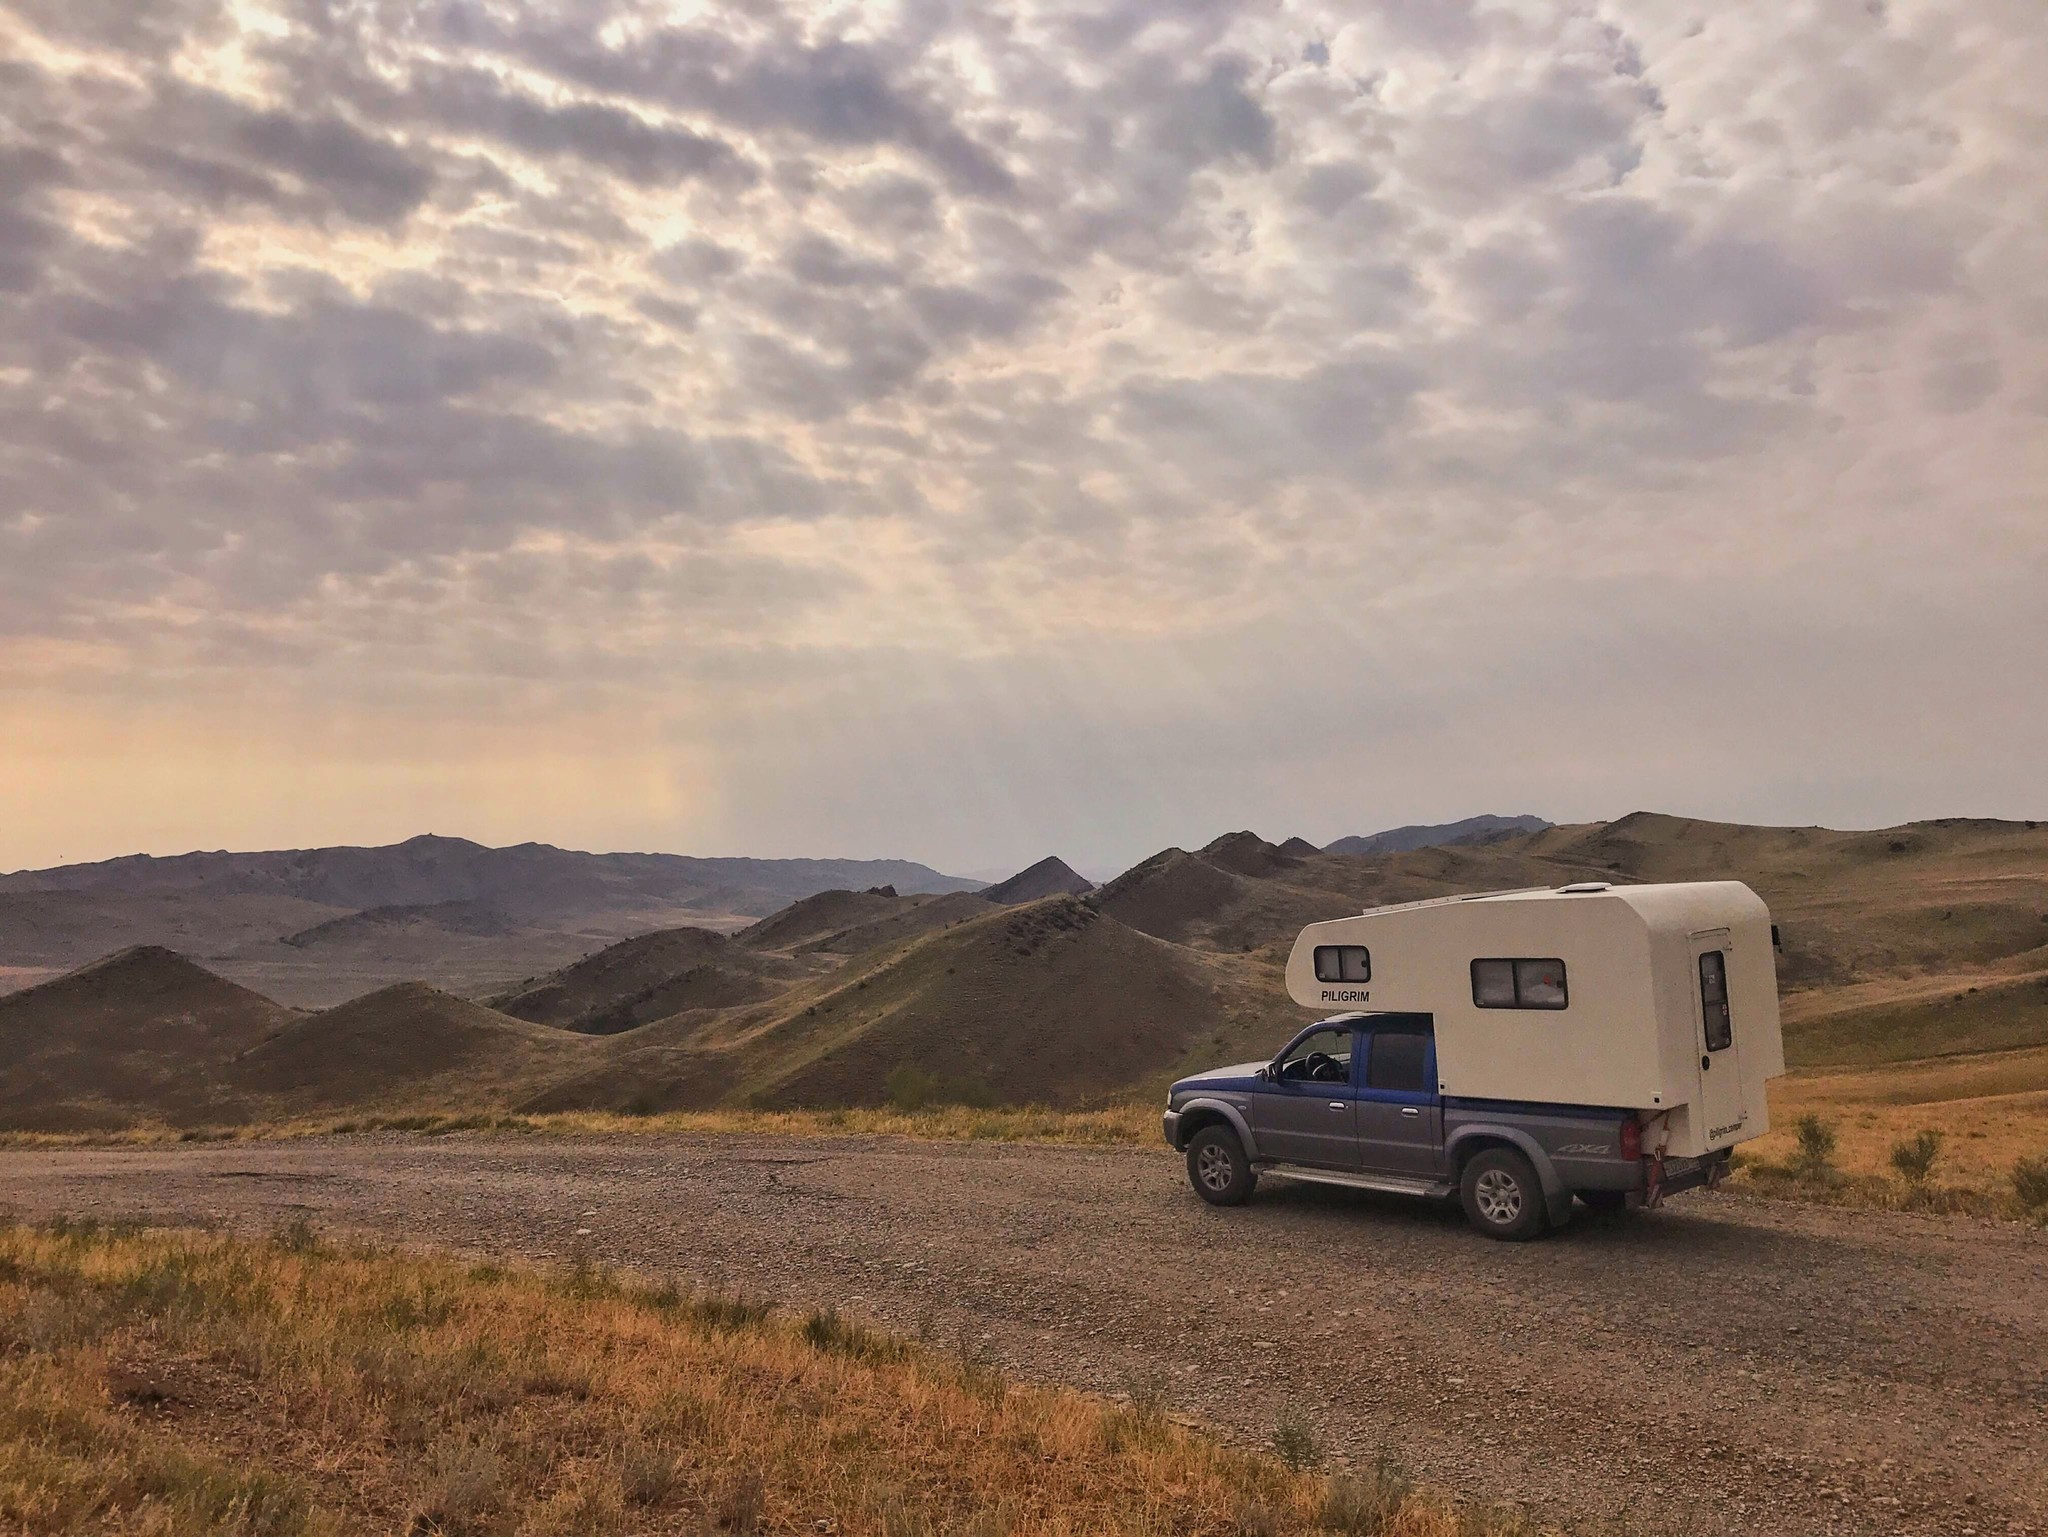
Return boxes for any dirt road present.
[4,1134,2042,1534]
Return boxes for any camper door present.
[1690,928,1748,1145]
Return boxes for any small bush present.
[885,1063,942,1111]
[1792,1113,1837,1179]
[802,1308,904,1363]
[1270,1409,1324,1472]
[271,1213,321,1255]
[416,1438,507,1534]
[619,1439,682,1507]
[692,1291,774,1333]
[1321,1450,1411,1532]
[1888,1130,1942,1184]
[2014,1154,2048,1211]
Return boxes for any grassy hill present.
[0,947,291,1131]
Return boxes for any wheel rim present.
[1196,1144,1234,1191]
[1474,1168,1523,1224]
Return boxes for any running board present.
[1261,1164,1453,1199]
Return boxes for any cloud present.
[0,0,2041,870]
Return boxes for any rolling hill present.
[1323,814,1552,855]
[492,927,819,1035]
[233,983,592,1112]
[0,947,292,1131]
[979,857,1095,905]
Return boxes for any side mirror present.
[1255,1064,1274,1082]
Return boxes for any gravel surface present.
[4,1133,2043,1534]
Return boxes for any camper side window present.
[1313,945,1371,983]
[1471,958,1568,1010]
[1699,951,1732,1050]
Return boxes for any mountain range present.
[4,811,2045,1132]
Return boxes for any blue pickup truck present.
[1162,1010,1728,1240]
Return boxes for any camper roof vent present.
[1557,881,1611,894]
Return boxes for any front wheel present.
[1185,1125,1257,1206]
[1460,1148,1546,1241]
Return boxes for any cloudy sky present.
[1,0,2042,876]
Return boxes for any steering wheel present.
[1303,1051,1339,1082]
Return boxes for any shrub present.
[885,1064,941,1111]
[1320,1450,1410,1532]
[1888,1130,1942,1184]
[2014,1154,2048,1212]
[1792,1113,1837,1179]
[802,1308,904,1363]
[619,1438,682,1507]
[1270,1409,1323,1472]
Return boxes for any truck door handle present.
[1399,1107,1421,1118]
[1328,1101,1346,1111]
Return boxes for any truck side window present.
[1276,1027,1353,1083]
[1364,1030,1430,1094]
[1471,958,1568,1009]
[1699,951,1732,1050]
[1313,945,1371,983]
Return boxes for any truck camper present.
[1162,880,1785,1239]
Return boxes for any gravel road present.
[4,1133,2043,1534]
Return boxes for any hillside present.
[979,856,1095,905]
[234,982,592,1111]
[737,887,918,951]
[1324,814,1552,855]
[796,891,997,955]
[492,927,818,1034]
[726,896,1275,1108]
[0,947,292,1131]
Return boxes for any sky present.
[1,0,2043,878]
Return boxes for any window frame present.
[1312,944,1372,984]
[1469,957,1570,1011]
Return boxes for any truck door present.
[1355,1021,1442,1178]
[1247,1024,1360,1168]
[1691,929,1748,1143]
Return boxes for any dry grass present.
[1735,1053,2048,1220]
[0,1218,1547,1537]
[0,1103,1163,1152]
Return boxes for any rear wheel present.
[1185,1125,1257,1206]
[1460,1148,1546,1241]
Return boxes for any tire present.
[1577,1189,1630,1214]
[1459,1148,1547,1241]
[1185,1125,1257,1206]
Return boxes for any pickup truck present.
[1161,1011,1730,1239]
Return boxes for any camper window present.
[1470,958,1569,1010]
[1313,945,1372,983]
[1699,951,1732,1050]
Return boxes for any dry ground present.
[3,1134,2043,1536]
[0,1220,1483,1536]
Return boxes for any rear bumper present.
[1637,1148,1733,1205]
[1161,1109,1182,1150]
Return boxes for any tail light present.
[1619,1116,1642,1161]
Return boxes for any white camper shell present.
[1284,881,1784,1159]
